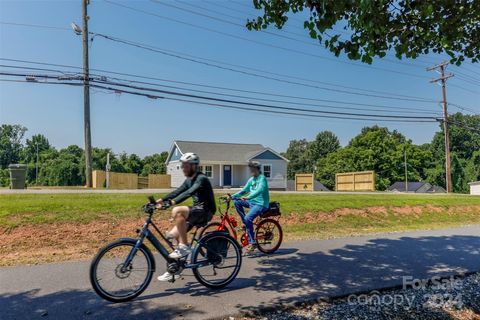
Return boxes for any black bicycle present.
[89,196,242,302]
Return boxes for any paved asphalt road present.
[2,225,480,320]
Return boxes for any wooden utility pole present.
[82,0,93,187]
[427,61,454,193]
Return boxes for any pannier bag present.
[261,201,281,218]
[206,236,230,262]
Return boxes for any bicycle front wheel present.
[255,218,283,254]
[89,238,155,302]
[191,233,241,289]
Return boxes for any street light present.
[71,22,82,35]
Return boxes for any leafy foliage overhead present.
[247,0,480,65]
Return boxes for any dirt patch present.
[2,205,480,266]
[0,217,171,266]
[282,205,480,225]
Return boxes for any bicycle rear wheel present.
[255,218,283,254]
[89,238,154,302]
[191,233,241,289]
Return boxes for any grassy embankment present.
[0,193,479,265]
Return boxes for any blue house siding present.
[251,150,284,161]
[167,145,182,162]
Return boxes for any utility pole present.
[404,146,408,192]
[82,0,93,187]
[35,142,39,185]
[106,152,111,189]
[427,61,454,193]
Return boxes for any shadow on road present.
[243,235,480,316]
[0,287,205,320]
[3,235,480,319]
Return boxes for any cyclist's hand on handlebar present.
[155,199,164,209]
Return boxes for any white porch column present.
[219,164,223,187]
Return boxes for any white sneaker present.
[157,271,175,282]
[168,245,191,259]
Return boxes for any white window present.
[199,165,213,178]
[263,164,272,178]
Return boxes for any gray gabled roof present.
[174,140,267,162]
[387,181,430,192]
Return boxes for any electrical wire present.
[0,57,442,110]
[103,0,431,80]
[93,33,438,103]
[0,73,439,123]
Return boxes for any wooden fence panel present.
[138,176,148,189]
[148,174,171,188]
[295,173,314,191]
[336,171,375,192]
[92,171,171,189]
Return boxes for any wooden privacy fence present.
[92,170,171,189]
[335,171,375,192]
[295,173,314,191]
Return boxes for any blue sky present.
[1,0,479,157]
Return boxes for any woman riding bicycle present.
[230,161,270,255]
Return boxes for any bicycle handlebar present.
[143,196,170,214]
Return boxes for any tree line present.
[282,113,480,193]
[1,112,479,192]
[0,124,168,187]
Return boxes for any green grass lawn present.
[1,192,480,265]
[0,192,478,228]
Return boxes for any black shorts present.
[187,205,213,231]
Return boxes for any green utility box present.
[8,164,27,189]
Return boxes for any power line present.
[103,0,431,80]
[0,58,442,111]
[0,20,437,101]
[173,0,434,71]
[0,73,439,123]
[152,0,316,46]
[93,33,438,103]
[0,21,70,31]
[0,63,441,116]
[89,77,438,120]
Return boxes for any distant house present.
[469,181,480,195]
[166,140,288,189]
[387,182,446,193]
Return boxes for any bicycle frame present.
[122,214,213,272]
[216,198,270,248]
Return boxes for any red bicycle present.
[200,195,283,254]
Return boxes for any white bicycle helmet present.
[180,152,200,164]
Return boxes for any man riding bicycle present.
[231,161,270,255]
[156,152,216,281]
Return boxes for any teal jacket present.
[232,174,270,208]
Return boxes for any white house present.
[469,181,480,195]
[166,140,288,189]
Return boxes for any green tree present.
[247,0,480,65]
[22,134,52,184]
[306,130,340,169]
[316,126,431,190]
[141,152,168,176]
[0,124,27,168]
[117,152,143,174]
[283,139,310,179]
[428,113,480,192]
